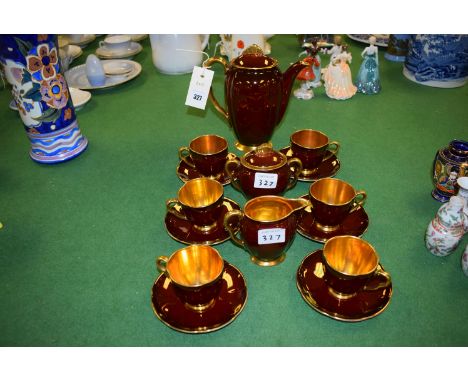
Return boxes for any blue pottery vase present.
[432,140,468,202]
[0,34,88,163]
[385,34,410,62]
[403,34,468,88]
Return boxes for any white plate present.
[64,60,142,90]
[347,34,389,47]
[69,87,91,110]
[59,44,82,60]
[71,34,96,47]
[96,41,142,59]
[107,34,147,42]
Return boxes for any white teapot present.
[149,34,209,75]
[219,34,271,61]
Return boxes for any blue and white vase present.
[385,34,410,62]
[0,34,88,163]
[403,34,468,88]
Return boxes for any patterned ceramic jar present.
[384,34,410,62]
[403,34,468,88]
[432,140,468,202]
[0,34,88,163]
[461,244,468,277]
[425,196,465,257]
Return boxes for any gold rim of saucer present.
[164,197,241,245]
[296,251,393,322]
[151,261,248,334]
[96,43,143,59]
[250,252,286,267]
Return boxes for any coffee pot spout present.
[279,60,309,121]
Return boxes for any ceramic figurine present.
[324,35,343,61]
[323,45,357,100]
[455,176,468,232]
[462,244,468,277]
[0,34,88,163]
[425,196,465,257]
[432,140,468,202]
[404,34,468,88]
[294,42,321,100]
[385,34,410,62]
[355,36,381,94]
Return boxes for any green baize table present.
[0,35,467,346]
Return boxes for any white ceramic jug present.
[219,34,271,61]
[149,34,209,75]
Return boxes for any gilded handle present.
[178,146,195,168]
[166,198,187,220]
[223,210,245,248]
[362,268,392,292]
[156,256,169,273]
[323,141,340,161]
[349,191,367,213]
[225,158,241,190]
[286,158,303,191]
[203,56,229,121]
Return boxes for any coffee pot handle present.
[286,158,303,191]
[225,158,242,191]
[166,198,188,220]
[178,146,196,168]
[204,57,229,121]
[362,266,392,292]
[323,141,340,162]
[349,191,367,214]
[223,210,245,248]
[156,256,169,273]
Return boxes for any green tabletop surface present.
[1,34,467,347]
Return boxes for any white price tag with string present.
[185,66,214,110]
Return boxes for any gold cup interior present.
[166,245,224,287]
[178,178,223,208]
[310,178,356,206]
[190,135,227,155]
[323,236,378,276]
[291,130,328,149]
[245,196,293,222]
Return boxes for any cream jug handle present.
[223,210,245,248]
[204,57,229,121]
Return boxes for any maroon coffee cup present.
[179,135,229,178]
[290,130,340,173]
[309,178,366,232]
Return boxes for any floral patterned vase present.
[0,35,88,163]
[425,196,465,257]
[455,176,468,232]
[461,244,468,277]
[432,140,468,202]
[403,34,468,88]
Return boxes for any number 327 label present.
[258,228,286,245]
[254,172,278,189]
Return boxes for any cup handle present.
[349,191,367,213]
[323,141,340,162]
[223,210,245,248]
[166,198,187,220]
[362,266,392,292]
[178,146,195,168]
[225,158,241,191]
[99,41,105,48]
[203,56,229,121]
[286,157,303,191]
[156,256,169,273]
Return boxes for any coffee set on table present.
[151,46,393,334]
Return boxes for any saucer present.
[165,197,241,245]
[347,34,389,47]
[279,146,340,182]
[65,60,142,90]
[70,34,96,47]
[96,42,143,59]
[296,250,392,322]
[176,153,238,186]
[59,44,82,60]
[107,34,148,42]
[296,194,369,243]
[69,87,91,111]
[152,260,247,334]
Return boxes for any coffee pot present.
[205,45,308,151]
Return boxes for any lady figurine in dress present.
[355,35,381,94]
[323,45,357,100]
[294,41,321,100]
